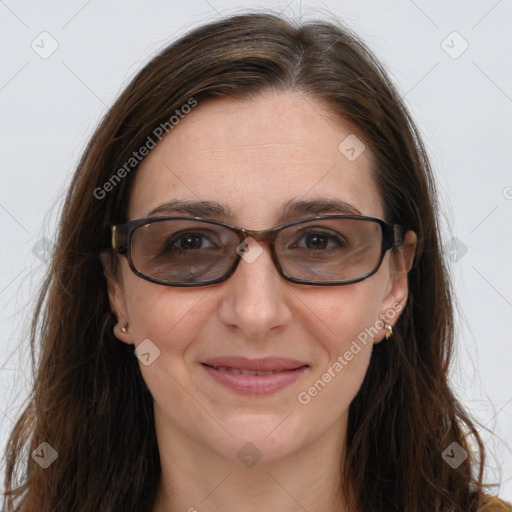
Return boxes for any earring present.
[121,322,128,333]
[385,324,393,340]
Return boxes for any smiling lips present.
[201,356,309,395]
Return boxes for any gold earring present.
[385,324,393,340]
[121,322,128,333]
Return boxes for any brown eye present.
[163,231,219,253]
[292,230,348,251]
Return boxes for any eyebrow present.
[146,197,362,224]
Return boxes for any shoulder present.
[477,496,512,512]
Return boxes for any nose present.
[217,237,292,339]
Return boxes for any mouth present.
[200,357,310,396]
[201,356,309,372]
[203,365,304,376]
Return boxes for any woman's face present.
[106,91,412,466]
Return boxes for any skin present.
[103,91,416,512]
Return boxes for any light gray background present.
[1,0,511,503]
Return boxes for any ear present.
[99,251,134,345]
[374,230,417,343]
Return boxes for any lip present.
[202,356,308,372]
[202,364,309,396]
[201,357,310,396]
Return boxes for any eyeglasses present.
[109,215,404,287]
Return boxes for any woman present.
[2,11,510,512]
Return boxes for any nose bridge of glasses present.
[237,226,281,253]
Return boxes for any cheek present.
[123,283,215,427]
[304,280,383,354]
[295,283,383,412]
[121,266,211,374]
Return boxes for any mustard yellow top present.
[478,496,512,511]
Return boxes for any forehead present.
[128,91,383,226]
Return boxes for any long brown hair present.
[2,11,494,512]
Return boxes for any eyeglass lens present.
[130,218,383,284]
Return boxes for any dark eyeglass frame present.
[109,214,405,287]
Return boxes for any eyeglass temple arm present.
[111,225,128,253]
[393,225,405,246]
